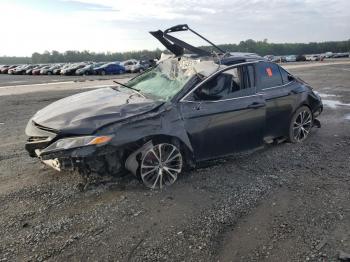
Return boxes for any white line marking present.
[82,84,113,89]
[0,81,74,89]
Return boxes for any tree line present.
[1,39,349,64]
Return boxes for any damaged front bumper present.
[25,134,125,175]
[32,144,101,172]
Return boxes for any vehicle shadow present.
[79,142,282,192]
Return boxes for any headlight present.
[43,135,113,152]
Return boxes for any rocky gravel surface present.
[0,63,349,261]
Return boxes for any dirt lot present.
[0,62,350,261]
[0,73,136,87]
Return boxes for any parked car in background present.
[8,65,21,74]
[61,63,88,75]
[15,64,36,75]
[122,59,146,73]
[26,65,38,75]
[264,55,274,61]
[306,54,323,61]
[75,62,104,75]
[271,56,286,63]
[32,65,48,75]
[53,64,69,75]
[38,65,52,75]
[41,64,62,75]
[1,65,17,74]
[324,52,333,58]
[94,62,125,75]
[0,65,9,73]
[285,55,297,62]
[139,59,155,70]
[296,55,306,62]
[333,52,350,58]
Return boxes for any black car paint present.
[28,87,163,135]
[25,60,322,173]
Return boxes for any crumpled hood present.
[30,87,162,134]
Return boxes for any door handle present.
[248,102,265,109]
[193,102,202,110]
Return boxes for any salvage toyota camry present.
[25,25,323,189]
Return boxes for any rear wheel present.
[288,106,313,143]
[139,143,183,189]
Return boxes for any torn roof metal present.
[150,24,223,57]
[151,24,265,68]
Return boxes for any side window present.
[193,73,232,101]
[257,62,283,90]
[279,67,293,84]
[193,65,255,101]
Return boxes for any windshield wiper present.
[113,80,146,98]
[113,80,140,92]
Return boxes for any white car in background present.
[122,59,145,73]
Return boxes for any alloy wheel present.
[293,110,312,142]
[140,143,183,189]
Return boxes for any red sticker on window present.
[266,67,273,77]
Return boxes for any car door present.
[108,64,116,74]
[256,62,300,138]
[179,64,266,161]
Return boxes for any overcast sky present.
[1,0,349,56]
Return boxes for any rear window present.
[257,62,283,90]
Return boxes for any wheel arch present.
[124,134,195,177]
[138,134,194,162]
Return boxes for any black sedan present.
[25,25,323,189]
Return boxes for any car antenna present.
[112,80,146,98]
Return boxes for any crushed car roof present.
[151,24,264,65]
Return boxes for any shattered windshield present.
[126,58,200,101]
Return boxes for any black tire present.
[288,106,313,143]
[100,70,106,76]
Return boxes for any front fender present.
[98,106,194,153]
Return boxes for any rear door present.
[256,62,297,138]
[180,64,266,161]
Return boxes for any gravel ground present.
[0,62,349,261]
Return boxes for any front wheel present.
[288,106,313,143]
[139,143,183,189]
[100,70,106,76]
